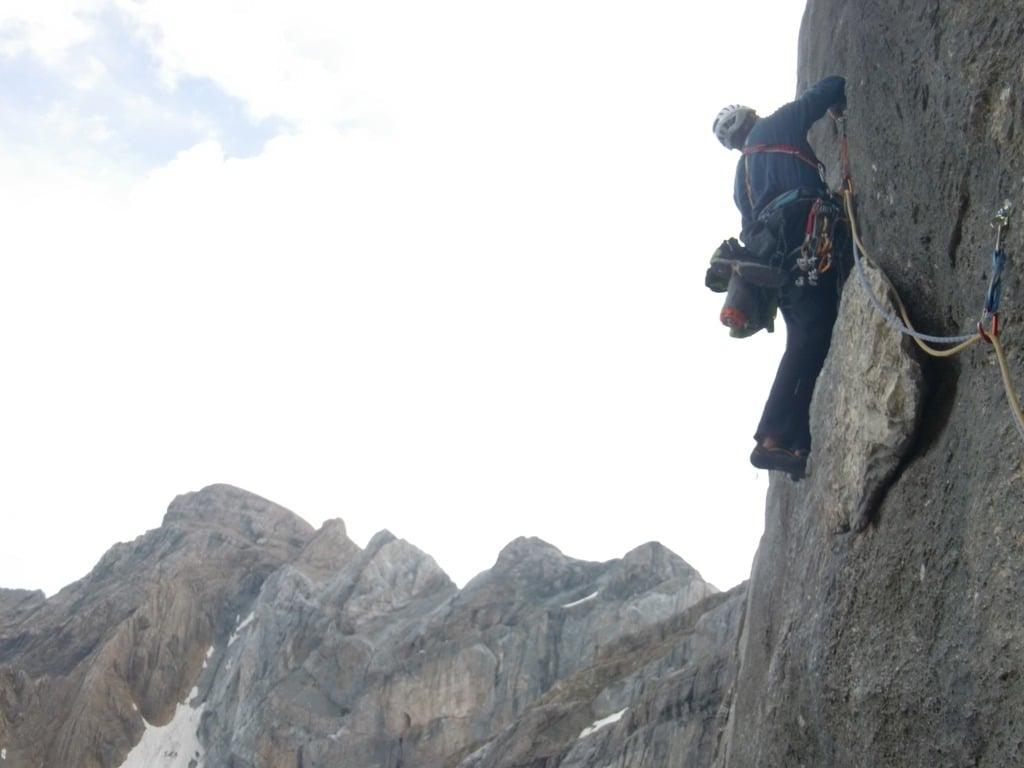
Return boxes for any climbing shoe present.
[750,444,807,480]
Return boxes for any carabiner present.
[992,200,1012,252]
[978,313,999,344]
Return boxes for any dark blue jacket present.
[733,75,846,230]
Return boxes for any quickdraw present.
[839,112,1024,443]
[979,201,1011,343]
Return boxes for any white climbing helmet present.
[713,104,756,149]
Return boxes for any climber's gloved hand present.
[829,90,847,121]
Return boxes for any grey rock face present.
[461,586,746,768]
[198,535,725,768]
[712,1,1024,766]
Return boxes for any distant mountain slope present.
[0,484,735,767]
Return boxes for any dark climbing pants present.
[754,265,839,452]
[753,268,839,454]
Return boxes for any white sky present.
[0,0,806,596]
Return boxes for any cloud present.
[0,4,284,176]
[114,0,372,127]
[0,0,102,63]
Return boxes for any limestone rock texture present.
[4,4,1024,768]
[712,1,1024,766]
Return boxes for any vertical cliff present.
[714,1,1024,766]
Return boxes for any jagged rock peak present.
[618,541,703,582]
[488,537,709,595]
[496,535,565,561]
[338,529,456,622]
[469,536,604,601]
[76,484,316,595]
[0,485,323,767]
[294,517,361,582]
[490,536,583,578]
[163,483,314,540]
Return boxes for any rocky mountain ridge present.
[1,484,737,767]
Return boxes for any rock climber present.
[712,75,847,479]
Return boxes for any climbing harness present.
[740,140,845,288]
[838,113,1024,441]
[742,143,826,182]
[741,143,827,235]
